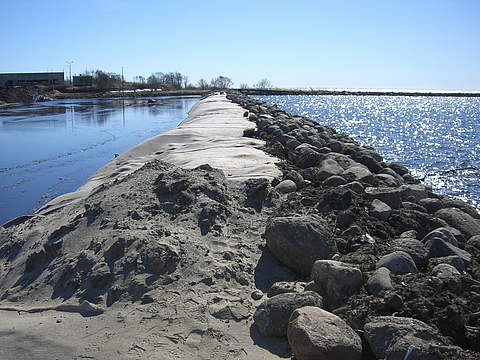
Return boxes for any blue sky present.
[1,0,479,90]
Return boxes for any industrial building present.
[73,75,93,87]
[0,72,65,87]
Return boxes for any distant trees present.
[197,78,209,89]
[93,70,121,89]
[254,78,273,89]
[210,76,233,89]
[133,75,146,84]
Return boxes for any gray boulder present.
[288,144,320,169]
[288,306,362,360]
[366,267,393,297]
[400,184,429,202]
[423,227,458,247]
[429,255,465,273]
[389,238,429,268]
[316,159,344,181]
[419,198,444,214]
[369,199,392,221]
[275,179,297,194]
[310,260,362,306]
[254,291,323,338]
[376,251,418,275]
[265,215,338,277]
[341,165,374,185]
[365,187,403,209]
[364,316,452,360]
[322,175,347,187]
[431,263,462,293]
[284,170,305,190]
[425,237,472,264]
[435,208,480,240]
[267,281,305,298]
[375,173,402,188]
[389,162,409,176]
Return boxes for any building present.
[73,75,93,87]
[0,72,65,87]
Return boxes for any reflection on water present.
[0,96,199,225]
[257,95,480,210]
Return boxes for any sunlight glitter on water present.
[256,95,480,210]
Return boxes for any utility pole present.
[122,67,124,96]
[67,61,73,86]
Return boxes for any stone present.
[389,238,429,268]
[384,291,404,310]
[366,267,393,297]
[315,159,344,181]
[339,181,364,194]
[322,153,357,170]
[284,170,305,190]
[425,237,472,264]
[375,173,402,188]
[268,281,305,298]
[400,230,419,239]
[429,255,465,273]
[289,144,320,169]
[264,215,338,277]
[364,316,450,360]
[376,251,418,275]
[341,165,374,185]
[322,175,347,187]
[422,227,458,247]
[418,198,444,214]
[365,187,403,209]
[389,162,409,176]
[275,180,297,194]
[251,289,264,300]
[357,154,383,174]
[400,184,429,202]
[442,198,480,219]
[287,306,362,360]
[431,264,462,293]
[369,199,392,221]
[253,291,323,338]
[310,260,362,306]
[435,208,480,240]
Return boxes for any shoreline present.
[0,91,479,359]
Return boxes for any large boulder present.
[364,316,454,360]
[265,215,338,277]
[366,267,393,297]
[431,264,462,293]
[253,291,323,338]
[365,187,403,209]
[435,208,480,240]
[389,238,429,268]
[315,159,344,181]
[310,260,362,306]
[287,306,362,360]
[425,237,472,264]
[422,227,459,247]
[376,251,418,275]
[341,165,374,185]
[369,199,393,221]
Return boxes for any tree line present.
[82,69,273,90]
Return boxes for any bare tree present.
[197,78,209,89]
[147,73,161,91]
[133,75,146,84]
[240,83,249,89]
[94,70,121,90]
[255,78,273,89]
[210,75,233,89]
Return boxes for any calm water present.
[0,96,199,225]
[256,95,480,211]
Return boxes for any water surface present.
[0,96,198,224]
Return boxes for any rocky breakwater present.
[228,91,480,359]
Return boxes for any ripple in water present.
[256,95,480,210]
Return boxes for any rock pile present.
[227,91,480,359]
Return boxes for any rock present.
[357,154,383,174]
[369,199,392,221]
[366,267,393,297]
[251,289,264,300]
[341,165,374,185]
[432,264,462,293]
[389,162,409,176]
[288,144,320,169]
[389,238,429,268]
[315,159,344,181]
[375,173,402,188]
[275,179,297,194]
[284,170,305,190]
[400,230,419,239]
[435,208,480,240]
[264,215,338,277]
[384,291,404,310]
[419,198,444,214]
[364,316,451,360]
[287,306,362,360]
[425,237,472,264]
[365,187,403,209]
[400,184,429,202]
[423,227,459,247]
[429,255,465,273]
[322,175,347,187]
[376,251,418,275]
[322,153,357,170]
[442,198,480,219]
[339,181,364,194]
[253,291,323,338]
[267,281,305,298]
[310,260,362,306]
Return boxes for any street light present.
[67,61,73,86]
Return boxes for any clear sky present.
[1,0,479,91]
